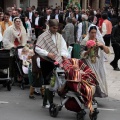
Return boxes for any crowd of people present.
[0,4,120,111]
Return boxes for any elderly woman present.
[80,24,109,98]
[2,17,27,49]
[62,17,75,46]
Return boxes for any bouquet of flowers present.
[86,40,98,63]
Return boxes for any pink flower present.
[86,40,96,48]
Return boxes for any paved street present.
[0,50,120,120]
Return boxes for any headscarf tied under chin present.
[12,17,26,43]
[81,24,105,45]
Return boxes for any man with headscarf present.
[35,19,68,108]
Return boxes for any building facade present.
[1,0,120,11]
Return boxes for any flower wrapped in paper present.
[86,40,99,63]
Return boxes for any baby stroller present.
[12,46,29,89]
[0,49,11,91]
[49,59,99,120]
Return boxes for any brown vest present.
[32,54,41,73]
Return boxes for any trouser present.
[103,34,111,47]
[43,88,53,106]
[111,43,120,68]
[9,56,18,81]
[40,61,54,105]
[35,28,43,39]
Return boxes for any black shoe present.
[110,62,114,68]
[29,95,35,99]
[114,67,120,71]
[34,91,41,96]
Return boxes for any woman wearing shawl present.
[2,17,27,49]
[80,24,109,97]
[2,17,27,84]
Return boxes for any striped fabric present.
[36,30,63,63]
[62,58,97,113]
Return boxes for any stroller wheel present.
[49,103,59,117]
[77,110,86,120]
[7,83,11,91]
[90,108,99,120]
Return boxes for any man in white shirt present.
[55,9,59,22]
[26,7,35,27]
[35,19,68,108]
[0,12,12,35]
[77,14,90,42]
[34,11,45,38]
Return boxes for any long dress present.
[81,38,108,98]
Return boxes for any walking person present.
[81,24,109,97]
[35,19,68,108]
[110,18,120,71]
[101,13,112,47]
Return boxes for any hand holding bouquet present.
[86,40,98,63]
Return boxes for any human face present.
[8,10,12,16]
[49,26,58,34]
[89,29,97,39]
[12,11,17,17]
[14,19,21,28]
[4,15,10,22]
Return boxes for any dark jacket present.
[111,25,120,44]
[32,54,41,73]
[74,13,82,22]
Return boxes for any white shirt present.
[36,57,41,68]
[47,15,50,21]
[29,12,33,22]
[35,16,39,26]
[35,34,69,57]
[76,14,78,20]
[55,14,59,21]
[9,16,12,21]
[5,23,9,29]
[102,23,107,37]
[69,12,71,17]
[77,22,82,41]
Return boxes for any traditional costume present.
[2,17,27,49]
[62,58,97,113]
[80,24,108,98]
[35,29,68,106]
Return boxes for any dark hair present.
[102,13,108,20]
[14,17,20,22]
[66,17,72,23]
[89,26,97,32]
[35,11,39,15]
[4,12,10,16]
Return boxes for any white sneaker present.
[42,104,50,109]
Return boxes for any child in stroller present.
[49,58,99,120]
